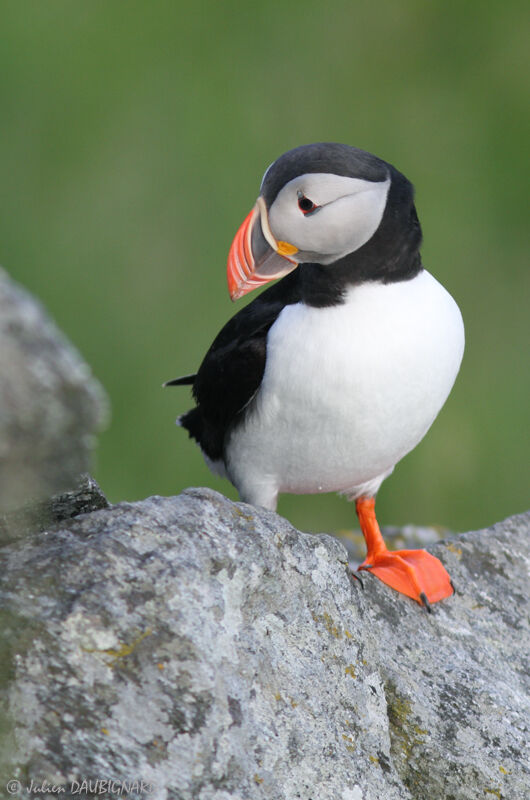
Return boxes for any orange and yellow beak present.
[227,197,299,300]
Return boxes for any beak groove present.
[227,198,298,301]
[226,206,257,300]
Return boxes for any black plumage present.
[176,272,301,461]
[260,143,389,207]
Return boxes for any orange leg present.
[355,496,453,609]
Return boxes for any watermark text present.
[6,778,154,795]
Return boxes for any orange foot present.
[355,496,453,610]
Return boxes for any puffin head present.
[227,143,421,300]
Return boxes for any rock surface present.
[0,269,107,512]
[1,487,528,800]
[0,473,109,546]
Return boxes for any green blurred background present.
[0,1,527,534]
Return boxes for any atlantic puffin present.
[167,143,465,609]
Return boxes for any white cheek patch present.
[293,173,384,206]
[268,172,390,263]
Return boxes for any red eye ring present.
[297,190,319,216]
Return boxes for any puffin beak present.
[227,196,299,300]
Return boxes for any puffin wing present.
[164,373,196,386]
[169,272,301,461]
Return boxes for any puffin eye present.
[297,190,319,216]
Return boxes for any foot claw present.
[419,592,432,613]
[351,571,364,589]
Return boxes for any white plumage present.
[225,270,464,509]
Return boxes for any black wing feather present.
[178,271,301,461]
[164,373,196,386]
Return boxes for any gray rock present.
[0,473,109,545]
[0,269,108,512]
[0,488,528,800]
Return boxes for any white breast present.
[224,270,464,509]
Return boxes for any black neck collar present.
[298,165,423,308]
